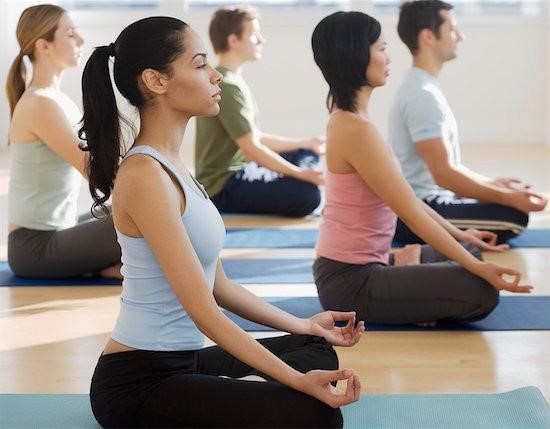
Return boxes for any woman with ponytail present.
[84,17,362,428]
[6,4,121,279]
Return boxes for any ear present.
[34,38,50,55]
[227,33,239,49]
[418,28,436,48]
[140,68,168,95]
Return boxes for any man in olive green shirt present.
[195,6,324,217]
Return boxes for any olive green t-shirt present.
[195,66,259,197]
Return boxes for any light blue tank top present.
[111,145,226,351]
[9,140,81,230]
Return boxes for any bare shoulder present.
[327,110,384,150]
[115,155,174,203]
[14,90,66,124]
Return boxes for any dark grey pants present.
[313,244,499,325]
[8,212,121,279]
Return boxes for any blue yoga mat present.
[223,296,550,331]
[224,228,550,248]
[1,387,548,428]
[223,258,314,284]
[0,262,121,286]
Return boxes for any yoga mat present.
[0,262,121,286]
[223,296,550,331]
[224,228,550,248]
[1,387,548,428]
[223,258,314,284]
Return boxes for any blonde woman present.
[6,4,121,279]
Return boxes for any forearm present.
[242,143,302,178]
[215,281,310,335]
[436,167,508,204]
[400,200,482,272]
[457,164,492,183]
[422,202,464,241]
[260,133,305,153]
[196,306,303,388]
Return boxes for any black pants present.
[90,335,343,428]
[313,244,499,325]
[394,192,529,244]
[211,149,321,217]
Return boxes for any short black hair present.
[311,11,381,112]
[398,0,453,54]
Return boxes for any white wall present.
[1,2,548,156]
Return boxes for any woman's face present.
[366,33,391,88]
[48,13,84,69]
[164,29,223,118]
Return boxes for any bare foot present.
[100,263,122,279]
[393,244,422,266]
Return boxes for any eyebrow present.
[190,53,207,63]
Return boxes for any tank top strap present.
[124,145,207,199]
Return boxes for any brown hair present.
[5,4,66,117]
[209,6,259,54]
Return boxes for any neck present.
[136,105,190,160]
[218,52,246,75]
[354,86,374,117]
[29,58,64,90]
[412,51,443,77]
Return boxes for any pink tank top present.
[316,155,398,265]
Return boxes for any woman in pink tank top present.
[311,12,532,327]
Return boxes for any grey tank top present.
[9,140,81,230]
[111,145,226,351]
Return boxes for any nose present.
[211,67,223,84]
[257,33,266,45]
[457,30,465,42]
[387,54,392,65]
[77,32,84,46]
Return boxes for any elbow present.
[192,307,225,338]
[430,167,454,189]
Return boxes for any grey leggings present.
[8,212,121,279]
[313,244,499,325]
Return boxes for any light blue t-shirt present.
[388,67,461,200]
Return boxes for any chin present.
[206,105,220,117]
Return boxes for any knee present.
[463,243,483,260]
[307,335,339,371]
[475,284,499,319]
[294,185,321,217]
[320,407,344,429]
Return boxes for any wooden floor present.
[0,144,549,401]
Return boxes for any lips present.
[212,91,221,100]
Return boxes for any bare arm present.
[415,138,546,212]
[116,158,357,407]
[27,96,89,178]
[236,132,323,186]
[336,117,530,293]
[213,260,310,334]
[213,260,364,347]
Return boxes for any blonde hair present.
[5,4,66,117]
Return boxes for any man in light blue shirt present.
[389,0,547,243]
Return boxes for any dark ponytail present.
[79,17,188,216]
[312,12,381,112]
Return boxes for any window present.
[185,0,346,6]
[371,0,545,16]
[58,0,158,10]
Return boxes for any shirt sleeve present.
[403,90,446,143]
[217,82,256,141]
